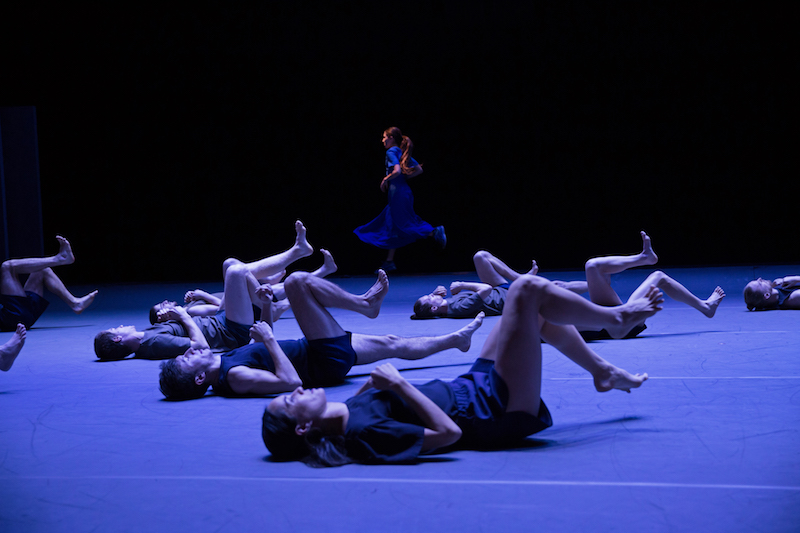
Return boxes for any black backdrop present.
[2,3,793,284]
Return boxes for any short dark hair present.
[412,297,435,318]
[94,331,133,361]
[148,305,159,325]
[158,359,209,400]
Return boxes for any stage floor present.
[1,265,799,533]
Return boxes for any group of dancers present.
[1,221,797,469]
[2,126,799,468]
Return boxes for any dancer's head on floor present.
[158,347,216,400]
[412,290,447,318]
[262,386,349,467]
[743,278,774,310]
[94,326,138,361]
[743,276,800,311]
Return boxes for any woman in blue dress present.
[353,127,446,272]
[262,276,663,466]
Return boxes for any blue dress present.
[353,146,434,250]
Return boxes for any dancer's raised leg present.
[284,270,389,341]
[629,271,726,318]
[220,263,263,326]
[222,220,314,281]
[309,249,338,278]
[517,276,663,338]
[585,231,659,306]
[479,275,657,414]
[478,278,546,415]
[1,236,75,296]
[269,249,338,306]
[473,250,537,286]
[540,320,648,392]
[35,268,98,313]
[352,312,484,364]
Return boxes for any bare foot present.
[701,286,726,318]
[453,312,484,352]
[72,290,98,314]
[272,299,291,320]
[594,364,649,393]
[640,231,658,266]
[294,220,313,258]
[0,324,27,372]
[527,260,539,276]
[317,249,338,277]
[608,285,663,338]
[55,235,76,265]
[361,269,389,318]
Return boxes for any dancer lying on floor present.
[412,250,538,319]
[148,223,337,323]
[1,235,97,332]
[554,231,726,339]
[262,275,662,466]
[94,252,272,361]
[151,249,337,324]
[743,276,800,310]
[158,270,484,400]
[412,232,725,340]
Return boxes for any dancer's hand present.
[449,282,464,294]
[249,321,275,343]
[157,305,186,322]
[255,284,274,304]
[355,378,375,396]
[370,363,407,391]
[185,290,211,303]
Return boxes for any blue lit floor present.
[1,265,798,533]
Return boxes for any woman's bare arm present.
[370,363,461,452]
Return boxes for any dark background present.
[1,2,793,284]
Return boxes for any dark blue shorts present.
[0,292,49,331]
[302,333,357,386]
[218,311,252,348]
[451,358,553,448]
